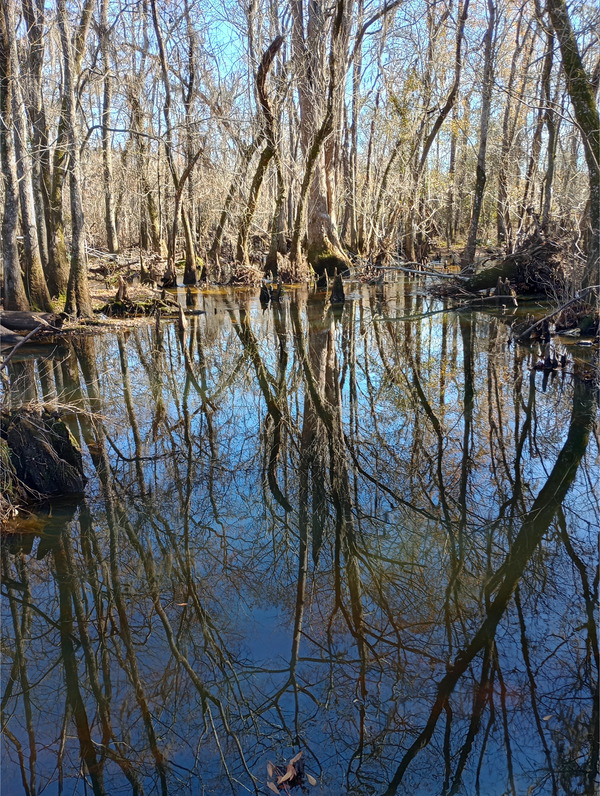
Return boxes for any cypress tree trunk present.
[57,0,92,318]
[0,3,29,311]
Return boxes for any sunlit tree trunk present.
[9,12,52,312]
[49,0,94,298]
[290,0,351,274]
[461,0,496,268]
[0,3,29,311]
[21,0,53,284]
[100,0,118,253]
[57,0,92,317]
[496,10,531,249]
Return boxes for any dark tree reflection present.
[1,282,598,795]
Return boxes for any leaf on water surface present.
[289,751,303,765]
[277,764,295,783]
[267,782,281,794]
[267,761,276,778]
[306,773,317,786]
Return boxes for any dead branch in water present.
[515,285,600,342]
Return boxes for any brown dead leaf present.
[289,751,303,765]
[277,764,295,784]
[267,761,276,778]
[267,782,280,794]
[306,773,317,786]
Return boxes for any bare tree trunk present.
[5,0,52,310]
[182,0,198,285]
[21,0,52,280]
[208,135,263,270]
[236,36,283,268]
[541,30,559,232]
[547,0,599,285]
[100,0,118,253]
[290,0,351,274]
[13,77,52,311]
[57,0,92,317]
[496,12,531,248]
[516,35,550,240]
[461,0,496,268]
[150,0,201,285]
[49,0,95,298]
[127,84,164,255]
[0,2,29,311]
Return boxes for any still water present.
[1,281,598,796]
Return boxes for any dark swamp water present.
[1,280,598,796]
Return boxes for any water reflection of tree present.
[1,284,598,795]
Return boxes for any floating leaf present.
[306,773,317,786]
[278,765,294,784]
[267,762,275,778]
[267,782,280,794]
[289,751,303,765]
[542,715,552,721]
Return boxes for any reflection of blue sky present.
[2,282,597,795]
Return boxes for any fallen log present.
[1,311,63,332]
[1,324,44,370]
[0,325,23,345]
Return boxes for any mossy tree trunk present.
[547,0,600,287]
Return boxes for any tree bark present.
[100,0,118,253]
[290,0,351,274]
[547,0,600,286]
[461,0,496,268]
[0,3,29,311]
[57,0,92,317]
[49,0,95,298]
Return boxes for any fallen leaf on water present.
[289,751,303,765]
[278,765,295,784]
[306,773,317,786]
[542,715,552,721]
[267,782,280,794]
[267,762,276,778]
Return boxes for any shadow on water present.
[1,280,598,795]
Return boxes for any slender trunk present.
[237,145,274,264]
[541,30,558,232]
[100,0,118,253]
[516,36,550,239]
[0,3,29,311]
[49,0,95,297]
[21,0,52,280]
[237,36,283,268]
[461,0,496,268]
[182,0,197,284]
[57,0,92,317]
[4,0,51,310]
[208,135,263,268]
[496,12,530,247]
